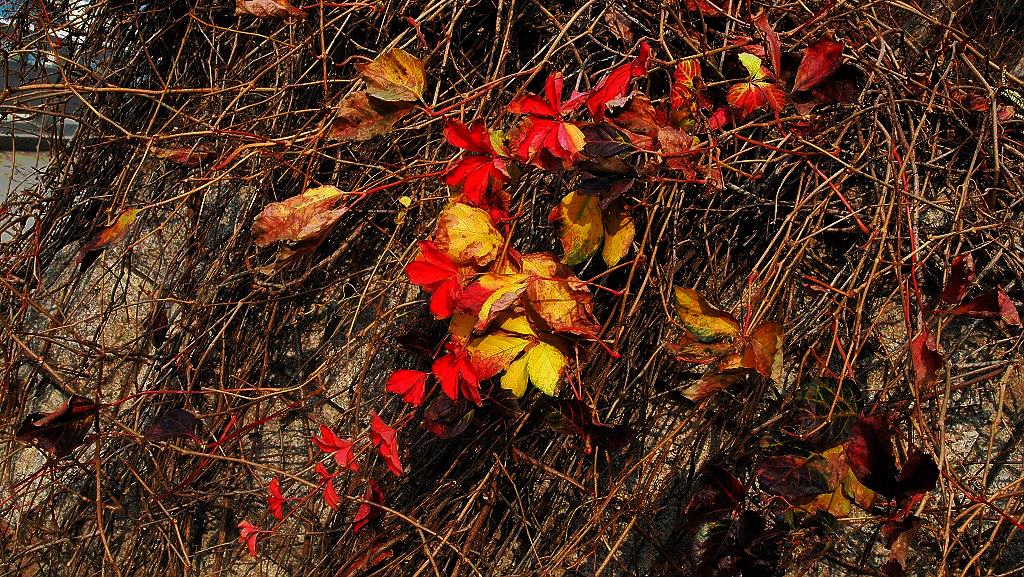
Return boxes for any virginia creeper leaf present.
[433,203,503,268]
[793,39,845,93]
[252,185,346,246]
[358,48,426,103]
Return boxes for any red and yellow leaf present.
[330,92,411,141]
[77,208,140,264]
[433,203,504,268]
[252,186,346,246]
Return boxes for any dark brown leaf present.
[16,395,99,458]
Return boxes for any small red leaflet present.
[267,478,285,520]
[431,346,482,405]
[315,463,342,510]
[507,72,587,170]
[237,520,262,557]
[369,413,404,477]
[311,424,359,471]
[405,240,462,319]
[386,369,429,406]
[584,41,651,120]
[444,120,511,212]
[353,481,384,533]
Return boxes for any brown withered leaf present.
[252,185,347,246]
[330,92,412,142]
[16,395,99,458]
[150,145,215,167]
[235,0,305,19]
[357,48,426,103]
[603,7,633,44]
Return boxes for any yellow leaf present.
[358,48,426,103]
[601,207,634,267]
[476,274,529,331]
[525,341,565,396]
[434,203,503,267]
[501,355,530,397]
[673,286,740,343]
[522,252,600,335]
[496,314,536,336]
[554,192,603,265]
[252,186,346,246]
[738,52,767,81]
[467,333,529,380]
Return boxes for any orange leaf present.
[252,185,346,246]
[521,252,600,335]
[235,0,304,19]
[76,209,140,265]
[330,92,411,142]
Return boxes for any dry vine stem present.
[3,0,1024,576]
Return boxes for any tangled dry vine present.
[3,0,1024,575]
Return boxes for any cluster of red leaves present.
[238,415,399,557]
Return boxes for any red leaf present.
[15,395,99,458]
[353,481,384,533]
[509,72,584,118]
[793,39,844,92]
[671,60,710,112]
[385,369,429,406]
[311,424,359,471]
[237,521,261,557]
[444,119,497,154]
[909,327,943,389]
[405,241,463,319]
[752,10,781,76]
[939,254,976,305]
[315,463,342,510]
[727,81,787,119]
[940,288,1022,326]
[369,413,403,477]
[267,478,285,520]
[584,42,651,120]
[508,72,587,169]
[846,415,899,497]
[431,349,482,405]
[507,117,586,170]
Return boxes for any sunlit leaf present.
[358,48,426,103]
[522,252,601,335]
[672,286,740,343]
[77,208,140,266]
[252,186,346,246]
[552,191,603,265]
[235,0,304,19]
[434,203,504,268]
[601,206,634,267]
